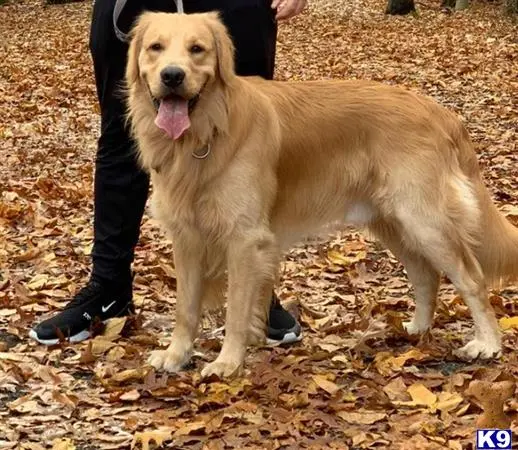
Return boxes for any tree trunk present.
[455,0,469,10]
[385,0,415,15]
[441,0,456,8]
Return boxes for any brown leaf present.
[120,389,141,402]
[312,374,340,395]
[131,429,173,450]
[337,410,387,425]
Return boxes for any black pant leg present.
[184,0,277,79]
[89,0,154,285]
[220,1,277,79]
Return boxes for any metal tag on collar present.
[192,145,211,159]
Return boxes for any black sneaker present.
[266,294,302,345]
[29,280,134,345]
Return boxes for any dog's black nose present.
[160,66,185,88]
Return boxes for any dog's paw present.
[454,339,502,361]
[148,349,191,373]
[201,359,243,379]
[403,319,430,335]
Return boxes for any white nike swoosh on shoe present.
[101,300,117,313]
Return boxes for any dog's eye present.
[189,44,204,54]
[149,42,163,52]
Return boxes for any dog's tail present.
[452,121,518,288]
[476,184,518,288]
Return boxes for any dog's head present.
[126,12,235,140]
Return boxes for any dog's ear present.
[125,12,152,87]
[206,12,236,85]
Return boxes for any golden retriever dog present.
[125,11,518,378]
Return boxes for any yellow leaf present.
[435,391,463,413]
[312,374,340,395]
[111,367,148,383]
[352,432,368,446]
[90,338,116,355]
[51,439,75,450]
[448,440,463,450]
[331,354,349,364]
[375,349,428,376]
[374,351,394,376]
[279,392,310,408]
[27,274,48,291]
[337,411,387,425]
[8,397,41,414]
[22,444,46,450]
[407,383,437,407]
[107,345,126,361]
[390,348,428,369]
[131,429,172,450]
[499,316,518,330]
[327,250,367,266]
[173,421,206,437]
[102,317,127,340]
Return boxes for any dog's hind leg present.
[395,206,501,360]
[201,228,279,378]
[371,220,440,335]
[401,255,440,335]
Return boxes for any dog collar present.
[192,144,211,159]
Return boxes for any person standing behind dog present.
[29,0,307,346]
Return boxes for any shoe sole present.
[28,328,91,346]
[266,331,303,346]
[30,321,302,347]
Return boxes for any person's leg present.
[218,1,277,79]
[29,0,161,345]
[90,0,150,286]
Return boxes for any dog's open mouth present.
[153,94,199,140]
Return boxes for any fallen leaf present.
[383,377,408,401]
[173,421,206,437]
[312,374,340,395]
[131,429,173,450]
[51,439,75,450]
[91,337,116,355]
[499,316,518,330]
[120,389,141,401]
[337,411,387,425]
[407,383,437,407]
[102,317,127,340]
[435,391,463,413]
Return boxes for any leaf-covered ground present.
[0,0,517,448]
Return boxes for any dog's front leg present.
[201,229,279,379]
[149,232,205,373]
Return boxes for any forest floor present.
[0,0,517,448]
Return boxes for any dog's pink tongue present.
[154,97,190,140]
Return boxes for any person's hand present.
[271,0,307,21]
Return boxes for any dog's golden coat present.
[126,12,518,378]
